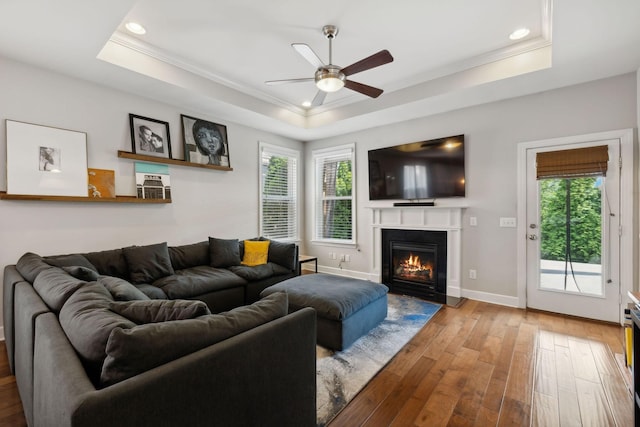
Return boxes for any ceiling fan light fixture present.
[315,67,345,93]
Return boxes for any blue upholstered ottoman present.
[260,274,389,350]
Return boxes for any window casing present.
[259,143,299,240]
[313,144,356,245]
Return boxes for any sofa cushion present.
[168,241,209,270]
[83,248,129,279]
[63,266,100,281]
[268,240,297,271]
[44,254,98,271]
[15,252,51,283]
[100,292,288,387]
[99,276,150,301]
[59,282,136,385]
[209,237,241,268]
[109,299,211,324]
[153,266,247,299]
[33,267,87,313]
[135,284,168,299]
[242,240,270,266]
[228,263,275,281]
[123,242,175,284]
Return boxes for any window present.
[259,143,299,240]
[313,144,356,244]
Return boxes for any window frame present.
[312,143,356,246]
[258,142,300,241]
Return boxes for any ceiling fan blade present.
[341,50,394,77]
[265,77,314,85]
[292,43,324,68]
[344,80,384,98]
[311,90,327,107]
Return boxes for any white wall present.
[304,73,638,304]
[0,57,303,335]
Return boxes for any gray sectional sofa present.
[3,237,316,427]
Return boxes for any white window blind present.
[313,144,356,244]
[259,143,299,240]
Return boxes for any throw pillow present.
[16,252,54,283]
[209,237,241,268]
[123,242,175,284]
[33,267,87,313]
[241,240,270,266]
[100,291,288,387]
[63,266,100,282]
[109,299,211,324]
[267,240,297,271]
[99,276,150,301]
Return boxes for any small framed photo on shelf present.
[181,114,230,167]
[129,114,172,159]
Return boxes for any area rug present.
[316,293,441,426]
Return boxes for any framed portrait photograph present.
[6,119,88,197]
[181,114,230,167]
[129,114,172,159]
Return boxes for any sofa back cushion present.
[33,267,87,313]
[168,241,209,270]
[59,282,136,385]
[123,242,175,284]
[43,254,98,272]
[267,240,297,271]
[100,291,288,387]
[83,248,130,279]
[15,252,52,283]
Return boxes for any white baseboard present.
[461,289,519,308]
[307,265,520,308]
[0,326,4,342]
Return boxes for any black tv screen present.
[368,134,465,200]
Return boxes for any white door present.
[525,139,620,322]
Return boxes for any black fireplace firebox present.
[381,229,447,303]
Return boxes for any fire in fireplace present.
[382,229,447,303]
[393,248,435,283]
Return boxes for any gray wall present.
[0,57,303,336]
[303,73,638,303]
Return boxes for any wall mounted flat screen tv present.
[368,134,465,200]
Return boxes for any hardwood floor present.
[329,299,633,427]
[0,300,632,427]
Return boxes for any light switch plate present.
[499,217,516,227]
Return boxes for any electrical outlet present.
[345,254,351,262]
[499,217,517,228]
[339,254,345,262]
[470,216,477,226]
[469,269,477,279]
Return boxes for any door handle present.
[528,234,537,240]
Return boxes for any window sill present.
[310,240,358,249]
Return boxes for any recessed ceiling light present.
[302,101,312,108]
[509,27,530,40]
[125,21,146,35]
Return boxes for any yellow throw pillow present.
[242,240,270,266]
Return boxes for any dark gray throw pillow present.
[33,267,87,313]
[99,276,150,301]
[16,252,53,283]
[63,266,100,282]
[267,240,297,271]
[209,237,241,268]
[123,242,175,284]
[109,299,211,324]
[100,292,288,387]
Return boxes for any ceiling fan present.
[265,25,394,106]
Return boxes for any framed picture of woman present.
[180,114,230,168]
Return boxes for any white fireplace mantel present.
[368,206,464,298]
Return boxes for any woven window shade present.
[536,145,608,179]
